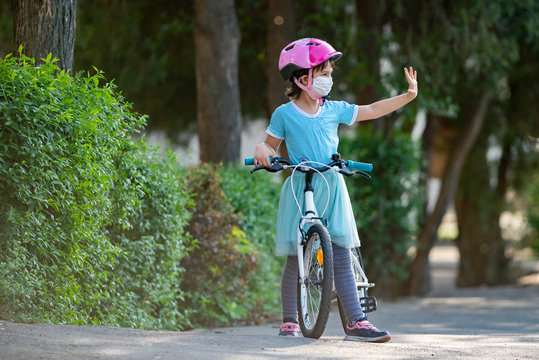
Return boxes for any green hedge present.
[0,50,283,329]
[0,50,191,327]
[177,164,281,328]
[105,141,193,329]
[219,166,282,324]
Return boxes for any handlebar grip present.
[244,157,274,166]
[346,160,373,172]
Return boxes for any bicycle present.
[245,153,378,338]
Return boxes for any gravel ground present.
[1,246,538,360]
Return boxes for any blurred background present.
[1,0,538,300]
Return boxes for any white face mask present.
[311,76,333,97]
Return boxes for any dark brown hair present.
[285,59,335,100]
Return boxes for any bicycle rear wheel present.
[297,223,333,338]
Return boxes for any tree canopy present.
[1,0,537,297]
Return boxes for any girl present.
[254,38,418,342]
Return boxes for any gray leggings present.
[281,242,364,323]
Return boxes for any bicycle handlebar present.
[245,157,266,166]
[345,160,373,172]
[244,155,373,179]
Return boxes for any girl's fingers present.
[405,66,418,82]
[405,67,415,79]
[404,67,411,80]
[255,157,271,167]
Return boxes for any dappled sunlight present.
[396,333,539,344]
[98,348,133,356]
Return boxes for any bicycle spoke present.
[307,256,321,326]
[311,281,322,299]
[306,289,314,320]
[304,258,325,329]
[311,290,320,315]
[307,290,319,324]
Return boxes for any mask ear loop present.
[293,68,325,106]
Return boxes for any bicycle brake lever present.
[250,163,284,173]
[266,163,284,172]
[355,170,372,180]
[250,166,266,173]
[338,167,356,177]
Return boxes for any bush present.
[105,140,193,329]
[219,165,282,323]
[179,163,282,328]
[0,50,191,328]
[340,128,425,297]
[0,50,283,330]
[180,163,259,327]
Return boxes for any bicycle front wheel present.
[297,223,334,338]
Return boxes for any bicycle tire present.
[297,223,334,339]
[337,247,368,332]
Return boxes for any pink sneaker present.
[278,322,299,336]
[345,319,391,343]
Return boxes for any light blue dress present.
[266,100,361,256]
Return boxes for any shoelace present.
[280,323,298,331]
[348,320,375,330]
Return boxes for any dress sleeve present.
[266,106,285,139]
[333,101,359,126]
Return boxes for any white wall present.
[145,118,269,166]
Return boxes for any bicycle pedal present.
[360,296,377,313]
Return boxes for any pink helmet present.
[278,38,342,81]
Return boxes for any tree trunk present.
[266,0,295,116]
[12,0,77,72]
[408,91,491,295]
[455,128,511,287]
[194,0,242,164]
[355,0,384,132]
[266,0,295,162]
[486,138,511,285]
[454,134,492,286]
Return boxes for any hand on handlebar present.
[254,142,275,167]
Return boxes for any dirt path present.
[2,246,538,360]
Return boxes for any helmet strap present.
[293,68,325,105]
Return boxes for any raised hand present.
[404,66,418,99]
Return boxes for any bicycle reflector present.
[317,248,324,265]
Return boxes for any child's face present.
[300,63,333,85]
[313,63,334,78]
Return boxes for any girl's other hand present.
[404,66,418,99]
[254,142,275,167]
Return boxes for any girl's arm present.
[354,67,418,123]
[254,134,282,167]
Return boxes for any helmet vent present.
[306,42,320,46]
[285,45,295,51]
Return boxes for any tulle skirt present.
[275,170,360,256]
